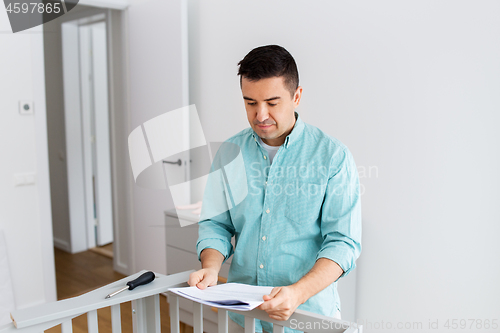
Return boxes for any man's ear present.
[293,86,303,108]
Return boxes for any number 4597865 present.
[6,2,62,14]
[444,319,498,330]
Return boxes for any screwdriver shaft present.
[105,286,129,299]
[105,271,156,299]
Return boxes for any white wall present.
[187,0,500,331]
[127,0,189,274]
[0,9,56,308]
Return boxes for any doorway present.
[44,4,132,275]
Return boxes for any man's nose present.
[256,105,270,122]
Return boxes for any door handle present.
[163,159,182,166]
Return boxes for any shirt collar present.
[251,111,305,149]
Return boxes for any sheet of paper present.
[168,283,274,311]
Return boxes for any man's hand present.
[188,268,218,290]
[257,259,343,321]
[190,248,225,289]
[257,285,304,321]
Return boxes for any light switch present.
[13,173,36,186]
[14,174,25,187]
[24,173,36,185]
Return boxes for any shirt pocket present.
[284,179,326,224]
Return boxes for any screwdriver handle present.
[126,271,155,290]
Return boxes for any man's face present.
[241,76,302,146]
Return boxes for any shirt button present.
[262,236,266,241]
[265,181,267,185]
[260,264,264,269]
[266,209,270,214]
[263,155,267,159]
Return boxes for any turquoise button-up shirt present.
[197,112,362,333]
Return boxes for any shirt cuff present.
[316,244,357,279]
[196,238,233,265]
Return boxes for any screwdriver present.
[105,271,156,299]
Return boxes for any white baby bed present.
[0,270,362,333]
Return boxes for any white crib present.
[0,270,361,333]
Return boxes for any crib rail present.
[0,270,191,333]
[0,270,361,333]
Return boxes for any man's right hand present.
[190,248,225,289]
[188,268,219,290]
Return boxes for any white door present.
[62,16,114,251]
[87,21,114,246]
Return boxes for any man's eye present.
[247,102,256,105]
[268,103,277,107]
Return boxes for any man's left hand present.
[257,285,304,321]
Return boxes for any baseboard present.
[89,246,113,259]
[114,261,129,275]
[53,237,71,252]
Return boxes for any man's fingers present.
[260,296,282,311]
[263,287,281,301]
[189,269,216,289]
[197,276,211,289]
[188,271,202,287]
[197,274,217,290]
[258,286,297,322]
[260,287,283,310]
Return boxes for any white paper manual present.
[168,283,274,311]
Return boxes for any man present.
[189,45,362,333]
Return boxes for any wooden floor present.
[47,248,194,333]
[88,243,114,259]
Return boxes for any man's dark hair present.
[237,45,299,98]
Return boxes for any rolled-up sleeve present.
[317,148,362,278]
[196,211,234,264]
